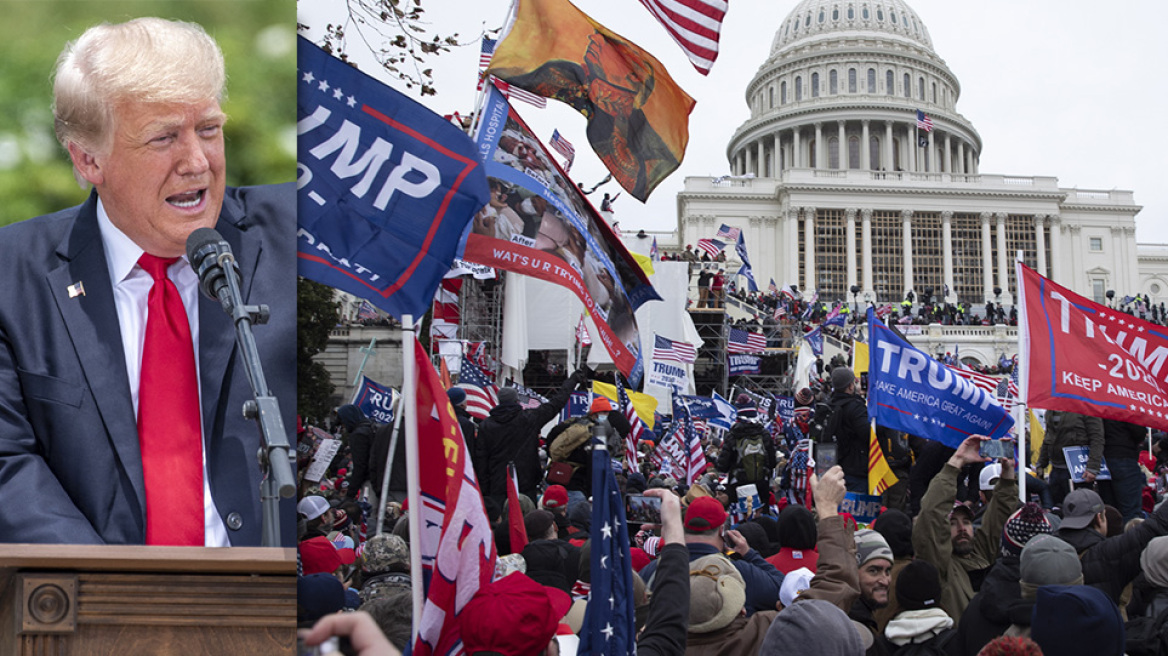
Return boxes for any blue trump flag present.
[867,308,1013,447]
[735,234,759,292]
[354,375,396,424]
[579,430,637,655]
[296,37,489,319]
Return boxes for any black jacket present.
[477,375,579,500]
[1103,418,1147,461]
[827,390,870,480]
[716,419,777,495]
[1057,499,1168,605]
[344,420,378,498]
[949,556,1022,656]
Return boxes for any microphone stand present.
[216,250,296,547]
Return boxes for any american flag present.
[696,238,725,258]
[715,223,741,243]
[652,334,697,364]
[614,373,651,472]
[916,109,933,132]
[773,304,787,321]
[576,312,592,347]
[549,129,575,167]
[636,0,728,75]
[768,278,778,295]
[578,437,637,656]
[679,405,709,484]
[505,381,548,410]
[650,237,659,261]
[727,327,766,354]
[996,366,1020,411]
[458,356,499,420]
[480,37,547,108]
[947,364,1000,396]
[875,303,894,319]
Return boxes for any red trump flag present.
[1019,262,1168,431]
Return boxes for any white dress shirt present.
[96,199,229,547]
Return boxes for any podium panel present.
[0,545,296,655]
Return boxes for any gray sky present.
[299,0,1168,244]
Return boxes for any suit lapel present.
[47,193,145,514]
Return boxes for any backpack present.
[549,419,592,463]
[808,401,833,442]
[738,431,768,482]
[1126,604,1168,656]
[892,627,955,656]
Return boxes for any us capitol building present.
[676,0,1168,311]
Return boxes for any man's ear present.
[66,141,104,187]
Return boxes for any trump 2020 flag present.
[867,308,1013,447]
[579,432,636,655]
[297,37,489,320]
[354,375,396,424]
[1018,262,1168,432]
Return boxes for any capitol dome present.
[727,0,980,177]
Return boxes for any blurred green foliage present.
[0,0,297,226]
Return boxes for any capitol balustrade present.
[683,170,1068,193]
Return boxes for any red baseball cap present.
[684,497,728,532]
[299,536,356,575]
[459,573,571,656]
[543,485,569,510]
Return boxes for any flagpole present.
[377,390,405,535]
[402,314,425,642]
[349,338,378,403]
[1014,257,1028,504]
[466,0,520,139]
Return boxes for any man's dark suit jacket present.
[0,183,297,545]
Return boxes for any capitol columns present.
[845,208,858,292]
[793,128,803,168]
[861,120,871,171]
[1049,214,1063,282]
[804,206,817,294]
[786,206,801,282]
[944,134,953,174]
[837,121,846,169]
[956,140,965,175]
[995,212,1011,304]
[757,140,765,177]
[980,211,994,301]
[884,121,894,171]
[1033,214,1047,278]
[941,211,954,301]
[814,122,824,169]
[902,209,914,298]
[861,209,874,301]
[774,133,782,175]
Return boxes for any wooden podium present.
[0,545,296,655]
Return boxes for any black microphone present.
[186,227,237,314]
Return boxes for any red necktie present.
[137,254,204,546]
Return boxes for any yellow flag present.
[591,380,657,430]
[854,340,869,377]
[632,252,655,277]
[868,424,898,496]
[1029,410,1045,472]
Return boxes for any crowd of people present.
[297,361,1168,656]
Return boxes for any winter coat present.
[949,556,1022,656]
[1103,418,1147,462]
[826,390,871,480]
[1057,498,1168,606]
[477,376,578,500]
[1036,410,1104,473]
[880,608,955,653]
[716,419,777,496]
[911,463,1019,623]
[637,543,690,656]
[344,420,378,498]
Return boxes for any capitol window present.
[932,82,937,103]
[849,68,857,93]
[769,87,774,108]
[877,7,884,21]
[918,77,925,101]
[833,7,839,20]
[863,6,870,19]
[830,70,838,94]
[819,10,825,23]
[890,10,897,24]
[868,68,876,92]
[903,73,911,98]
[782,80,788,104]
[1152,283,1162,295]
[848,6,855,19]
[796,76,803,101]
[886,70,894,95]
[869,136,881,169]
[1090,237,1103,252]
[812,72,820,97]
[1092,280,1106,304]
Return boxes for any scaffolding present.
[457,274,506,372]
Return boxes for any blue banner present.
[296,37,489,320]
[867,309,1014,447]
[1062,446,1112,483]
[840,492,883,525]
[675,394,719,420]
[728,353,761,376]
[775,395,794,425]
[354,375,396,424]
[560,391,592,423]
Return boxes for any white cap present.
[779,567,815,607]
[298,495,330,520]
[979,463,1003,491]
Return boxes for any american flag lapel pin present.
[67,281,85,298]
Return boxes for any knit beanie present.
[1031,585,1125,656]
[1019,533,1083,599]
[1140,536,1168,588]
[760,599,866,656]
[1000,502,1052,559]
[896,559,942,611]
[873,509,914,558]
[854,529,893,568]
[776,505,817,550]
